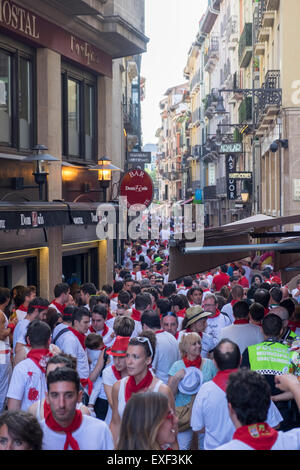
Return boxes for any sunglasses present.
[165,409,175,423]
[131,336,154,358]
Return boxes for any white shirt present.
[102,365,120,425]
[205,312,231,344]
[41,414,114,450]
[13,318,30,355]
[151,330,180,384]
[89,325,114,348]
[61,332,89,380]
[7,357,47,411]
[191,379,283,450]
[221,302,235,323]
[216,428,300,450]
[218,323,265,355]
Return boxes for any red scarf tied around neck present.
[27,349,53,374]
[125,369,153,402]
[45,408,83,450]
[212,369,238,392]
[111,365,122,380]
[183,355,202,369]
[68,327,86,350]
[233,423,278,450]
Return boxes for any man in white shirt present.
[88,305,114,347]
[13,297,49,357]
[79,283,97,311]
[7,320,52,411]
[141,309,180,384]
[219,300,264,355]
[41,366,114,450]
[221,285,244,324]
[216,369,299,450]
[15,286,36,321]
[191,340,282,450]
[202,293,231,344]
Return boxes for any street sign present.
[229,172,252,180]
[120,168,154,208]
[220,143,243,154]
[127,151,152,164]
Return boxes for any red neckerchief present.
[288,321,300,332]
[68,327,86,350]
[45,408,83,450]
[208,308,221,319]
[183,355,202,369]
[51,300,65,314]
[111,365,122,380]
[233,319,249,325]
[155,329,164,334]
[80,378,93,396]
[110,293,118,300]
[233,423,278,450]
[27,348,53,374]
[88,325,96,333]
[264,307,269,317]
[125,369,153,402]
[186,327,202,338]
[177,308,186,318]
[131,308,141,321]
[175,331,179,340]
[212,368,238,392]
[106,309,114,320]
[231,300,238,307]
[17,304,27,312]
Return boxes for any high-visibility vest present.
[248,341,291,375]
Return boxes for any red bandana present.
[106,309,114,320]
[125,369,153,402]
[231,300,238,307]
[208,308,221,319]
[111,365,122,380]
[89,324,109,338]
[155,329,164,334]
[80,378,93,396]
[175,331,179,340]
[212,368,238,392]
[17,304,28,312]
[45,408,83,450]
[233,423,278,450]
[27,348,53,374]
[289,321,300,332]
[233,319,249,325]
[51,300,65,315]
[183,356,202,369]
[264,307,269,317]
[177,308,186,318]
[131,308,141,322]
[68,327,86,350]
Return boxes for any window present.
[62,65,97,162]
[0,39,34,151]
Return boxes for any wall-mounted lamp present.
[269,139,288,153]
[12,144,59,200]
[89,158,121,202]
[241,190,250,203]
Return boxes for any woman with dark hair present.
[117,391,178,450]
[110,330,175,448]
[0,410,43,450]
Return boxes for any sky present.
[141,0,208,146]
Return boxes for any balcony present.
[266,0,280,11]
[227,15,239,50]
[204,37,219,72]
[238,23,253,68]
[254,70,281,129]
[203,185,217,201]
[190,70,201,94]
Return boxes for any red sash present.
[68,327,86,350]
[131,308,141,321]
[183,355,202,369]
[45,408,83,450]
[233,319,249,325]
[111,365,122,380]
[212,369,238,392]
[233,423,278,450]
[51,300,65,315]
[125,369,153,402]
[27,348,53,374]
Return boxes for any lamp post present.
[89,158,121,202]
[23,144,60,200]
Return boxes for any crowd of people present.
[0,236,300,451]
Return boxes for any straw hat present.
[185,305,211,329]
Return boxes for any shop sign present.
[120,169,154,208]
[226,154,237,200]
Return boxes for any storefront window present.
[19,57,33,149]
[68,78,81,157]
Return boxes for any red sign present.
[120,169,153,209]
[0,0,112,77]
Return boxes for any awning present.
[169,213,300,283]
[0,201,104,231]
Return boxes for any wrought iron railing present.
[253,70,281,125]
[238,23,253,67]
